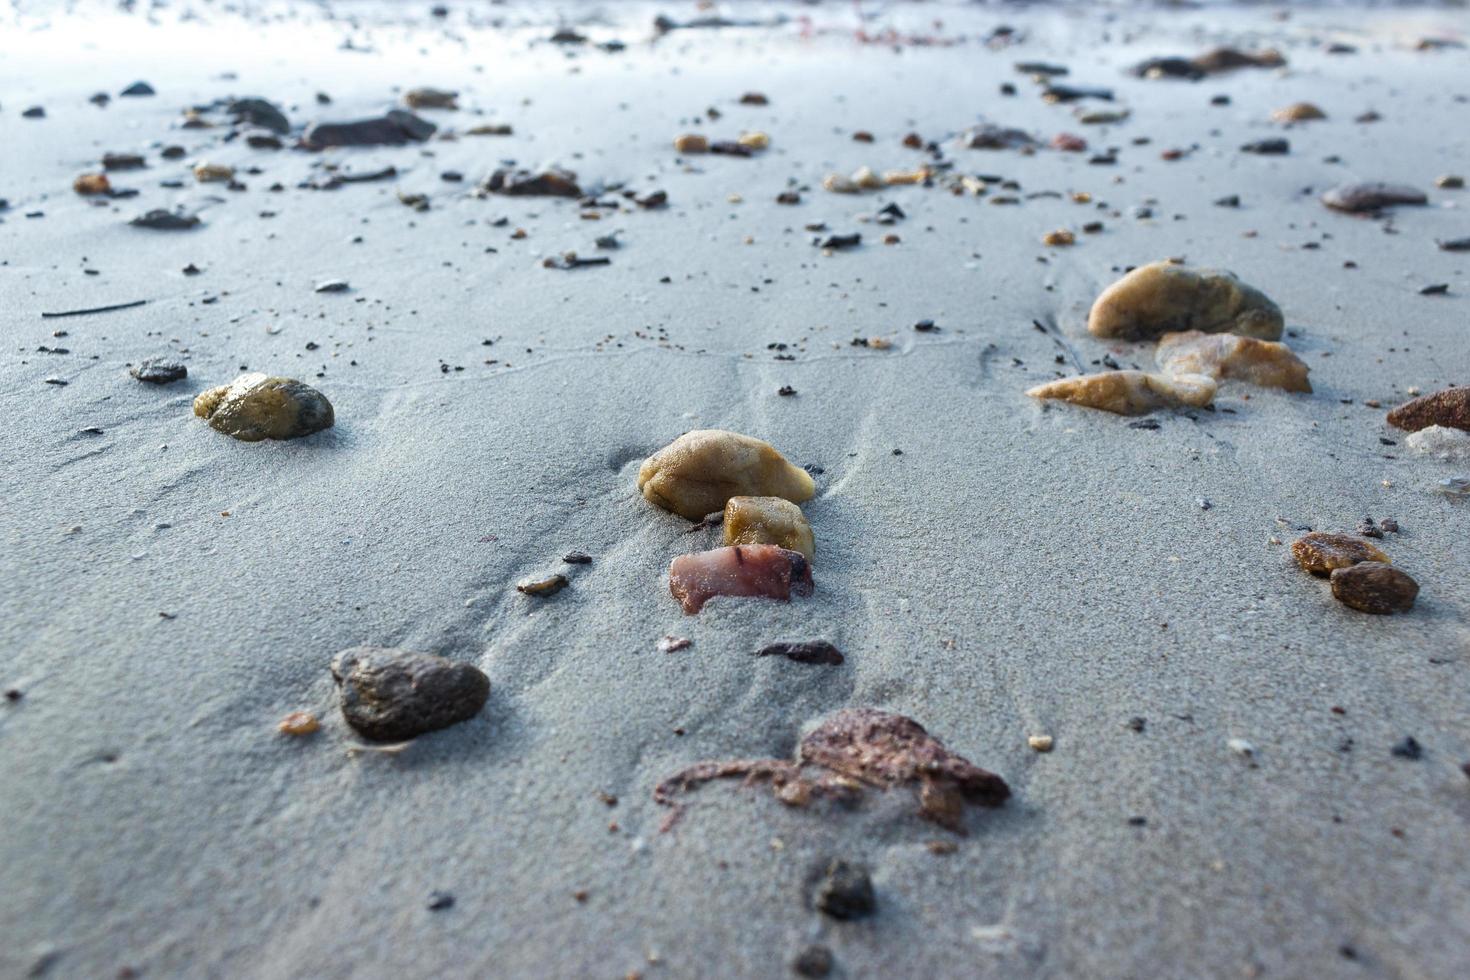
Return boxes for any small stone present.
[194,163,234,183]
[331,646,490,742]
[657,635,692,653]
[101,152,146,170]
[1027,371,1217,416]
[1042,229,1076,246]
[851,166,884,190]
[1226,737,1255,759]
[1028,734,1054,752]
[673,133,708,154]
[130,209,200,230]
[129,358,187,384]
[1240,138,1289,155]
[1088,262,1284,341]
[723,496,814,560]
[822,172,860,194]
[426,890,456,911]
[1272,102,1326,122]
[1330,563,1418,614]
[516,573,569,597]
[792,944,833,978]
[278,711,320,736]
[1404,425,1470,460]
[562,552,593,564]
[479,167,581,197]
[1321,182,1427,214]
[21,105,45,118]
[669,545,812,614]
[192,373,334,442]
[1391,736,1423,760]
[638,430,815,521]
[1436,175,1465,190]
[737,131,770,151]
[738,92,769,105]
[1291,532,1390,576]
[812,860,875,921]
[73,173,112,195]
[404,87,458,110]
[755,640,843,666]
[120,81,155,96]
[1155,331,1310,392]
[314,279,351,293]
[1386,387,1470,433]
[302,110,436,148]
[227,97,290,134]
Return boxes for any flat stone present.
[129,358,187,384]
[331,646,490,742]
[1330,563,1418,615]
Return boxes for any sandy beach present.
[2,1,1469,977]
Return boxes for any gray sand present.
[3,2,1469,977]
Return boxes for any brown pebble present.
[1386,387,1470,433]
[1291,532,1390,576]
[1329,562,1418,614]
[278,711,320,736]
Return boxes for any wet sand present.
[2,2,1469,977]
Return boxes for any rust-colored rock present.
[1386,387,1470,433]
[1330,562,1418,614]
[654,708,1009,833]
[1291,532,1390,576]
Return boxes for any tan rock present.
[194,163,234,183]
[724,496,815,561]
[404,87,458,110]
[673,133,708,154]
[1330,562,1418,614]
[193,373,335,442]
[1026,370,1216,415]
[1156,330,1311,392]
[1087,261,1284,341]
[737,130,770,151]
[73,173,112,195]
[638,429,815,520]
[1272,102,1326,122]
[1290,532,1389,576]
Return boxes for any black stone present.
[303,110,436,148]
[331,646,490,742]
[812,860,875,921]
[130,358,187,384]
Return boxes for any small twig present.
[41,299,147,319]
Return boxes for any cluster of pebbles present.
[1290,533,1418,615]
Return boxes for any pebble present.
[1155,331,1310,392]
[1028,734,1054,752]
[73,173,112,195]
[791,944,834,978]
[1405,425,1470,461]
[101,152,146,170]
[314,279,351,293]
[119,80,155,96]
[1227,737,1256,759]
[1391,736,1423,760]
[194,163,234,183]
[657,635,692,653]
[192,373,334,442]
[638,429,815,521]
[303,110,436,148]
[130,209,200,230]
[1386,387,1470,433]
[426,891,456,911]
[723,495,814,560]
[1436,175,1465,190]
[1329,562,1418,614]
[755,640,843,666]
[668,544,813,614]
[1088,261,1284,341]
[1272,102,1326,122]
[331,646,490,742]
[1320,182,1427,213]
[672,133,708,153]
[1240,138,1289,155]
[227,97,290,134]
[1027,370,1217,416]
[516,573,569,597]
[278,711,320,736]
[404,87,458,109]
[1291,532,1390,576]
[1042,229,1076,246]
[812,860,876,921]
[480,167,581,197]
[129,358,187,384]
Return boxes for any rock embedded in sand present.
[130,209,201,230]
[227,97,289,134]
[1027,371,1217,416]
[330,646,490,742]
[812,860,875,921]
[755,640,843,666]
[1330,563,1418,615]
[1291,532,1389,576]
[194,163,234,183]
[1155,330,1311,392]
[303,110,436,148]
[668,544,812,614]
[1272,102,1326,122]
[1320,182,1427,214]
[404,87,458,109]
[278,711,319,736]
[1087,261,1284,341]
[129,358,187,384]
[792,945,834,978]
[480,167,582,197]
[655,708,1009,833]
[120,80,155,96]
[73,173,111,195]
[192,373,334,442]
[723,495,814,560]
[516,573,568,597]
[1405,425,1470,461]
[673,133,708,153]
[1386,387,1470,433]
[638,429,815,520]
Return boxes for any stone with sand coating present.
[638,429,814,520]
[331,646,489,742]
[723,496,814,560]
[1027,370,1216,415]
[1291,532,1389,576]
[1156,330,1311,392]
[1088,262,1284,340]
[192,373,334,441]
[1405,425,1470,461]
